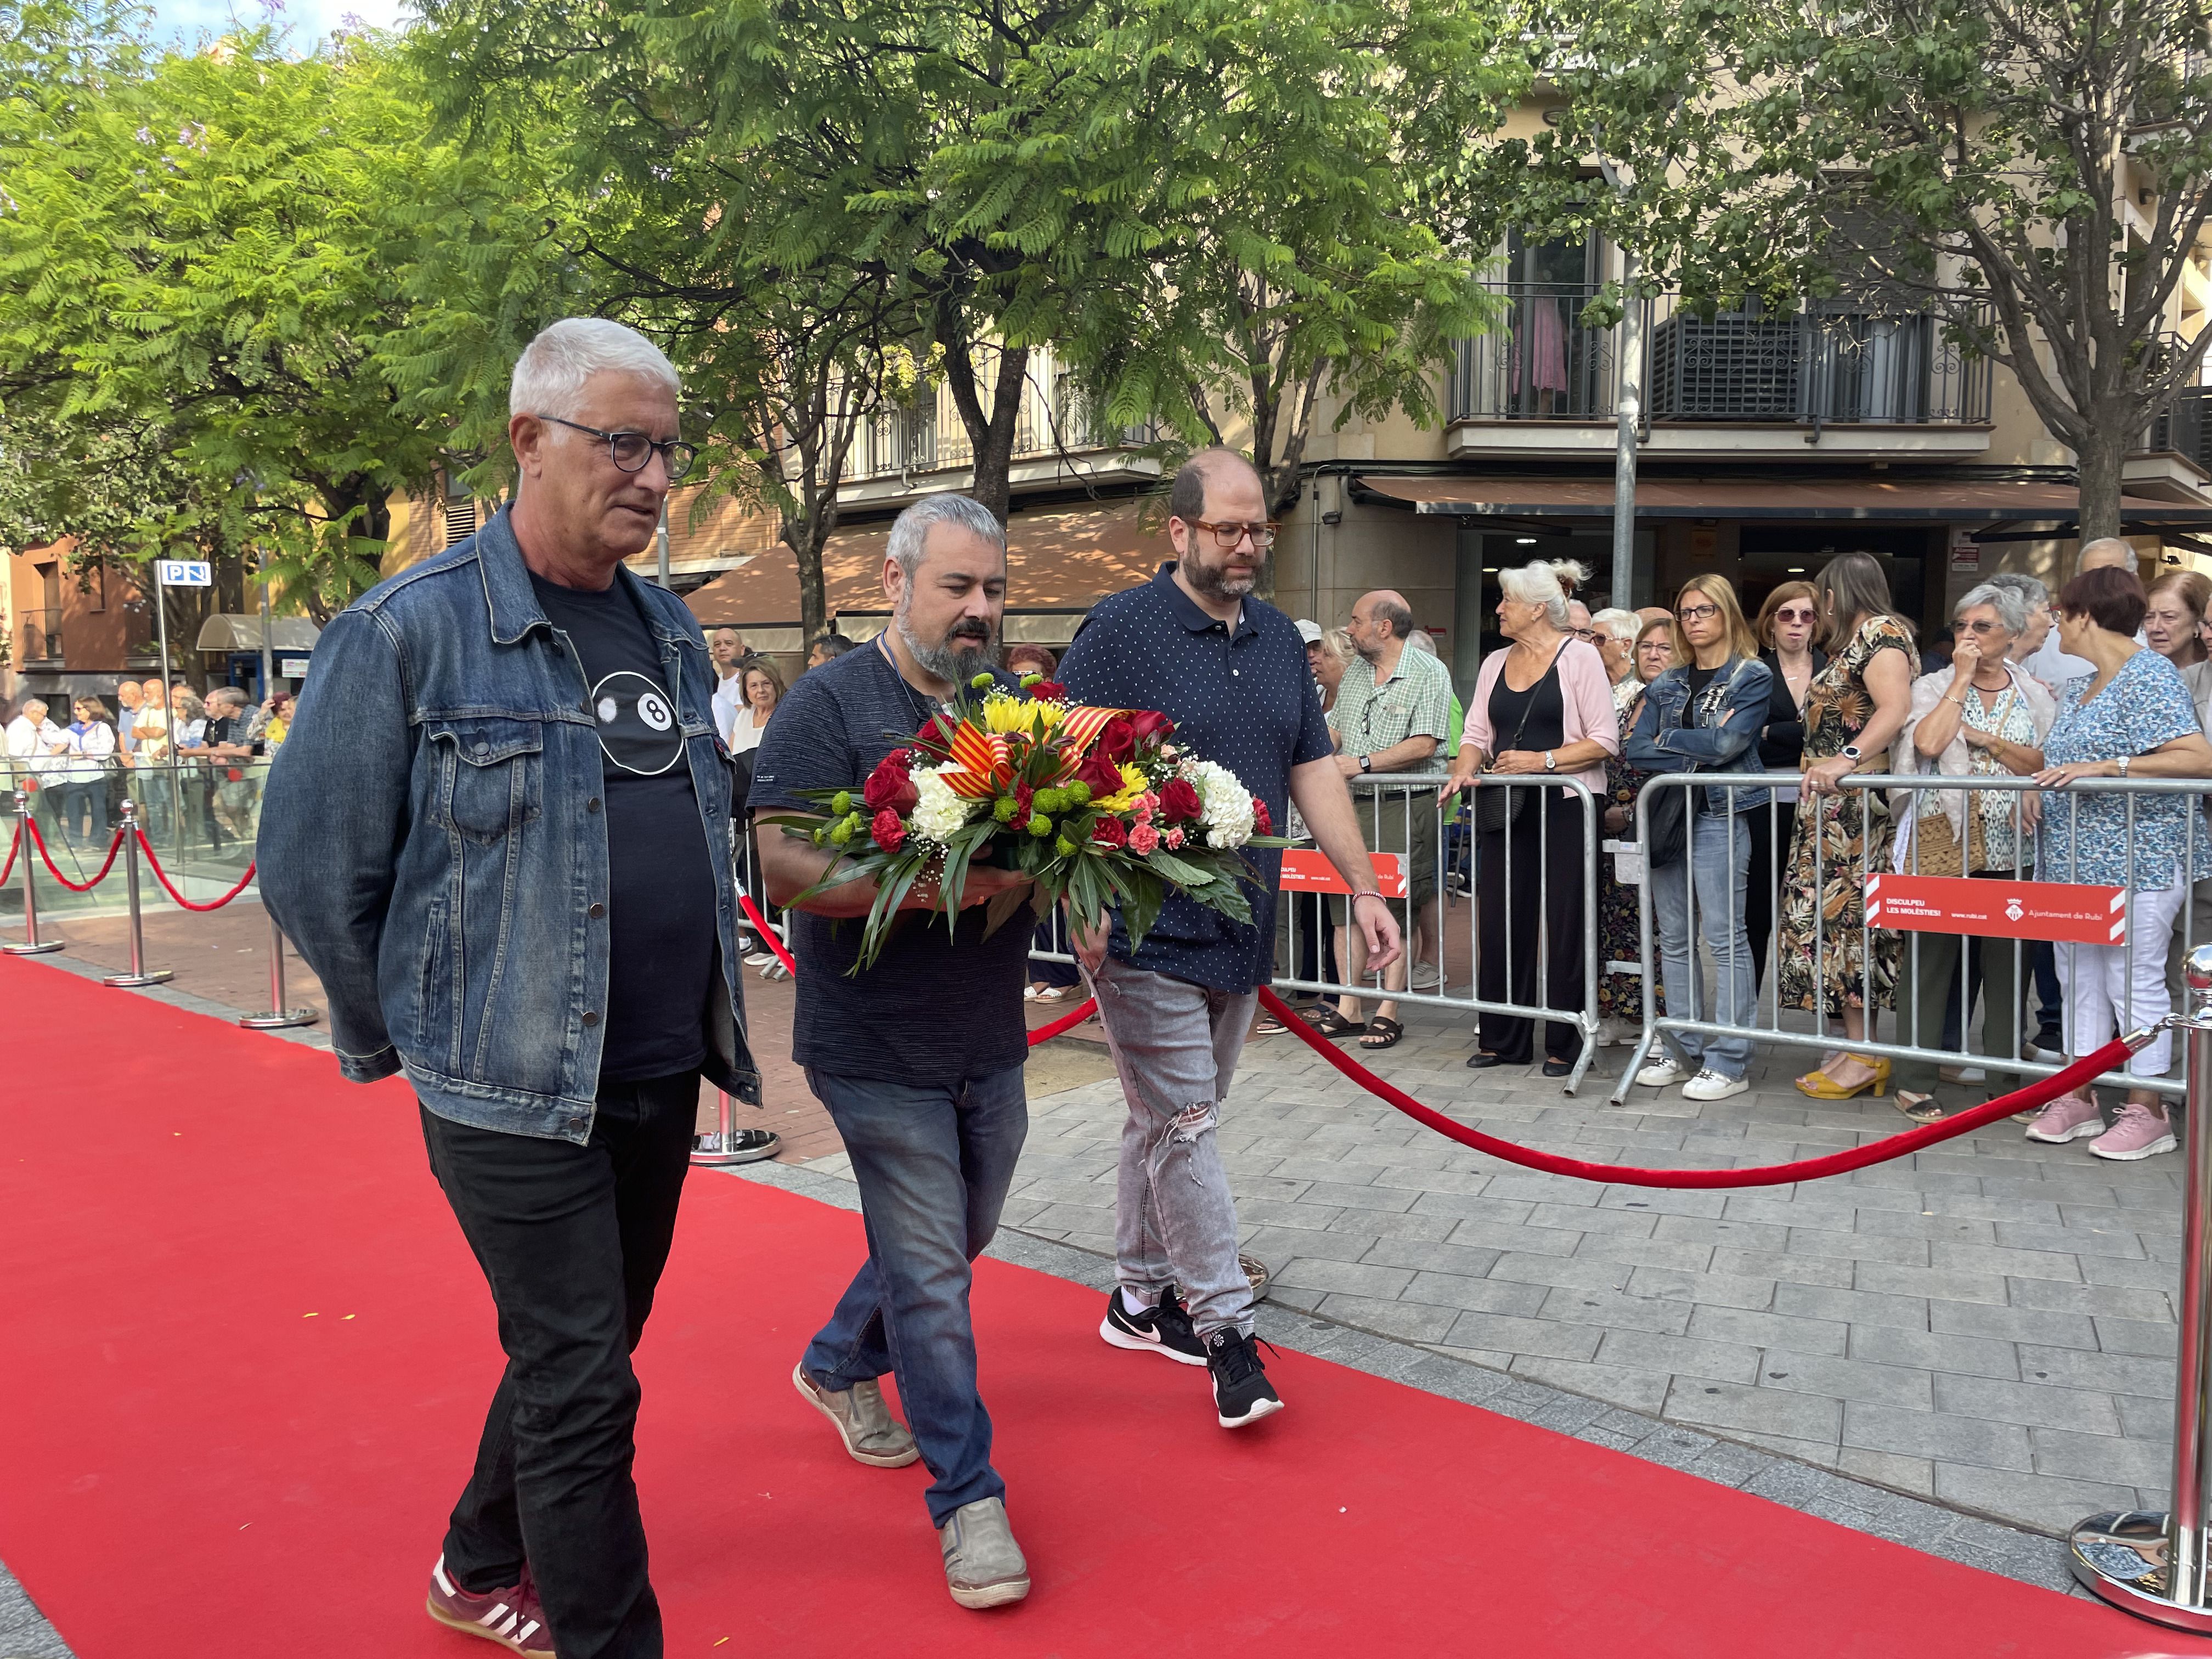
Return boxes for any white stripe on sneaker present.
[432,1557,457,1596]
[515,1620,541,1643]
[480,1603,510,1628]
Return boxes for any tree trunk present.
[789,510,833,647]
[2074,417,2129,544]
[950,343,1031,526]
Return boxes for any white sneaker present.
[1681,1069,1749,1102]
[1595,1017,1636,1047]
[744,951,776,968]
[1409,961,1443,991]
[1635,1056,1687,1088]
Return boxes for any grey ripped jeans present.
[1085,953,1256,1339]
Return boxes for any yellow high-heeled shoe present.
[1795,1054,1891,1100]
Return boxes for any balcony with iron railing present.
[17,607,61,665]
[2129,335,2212,487]
[842,356,1160,502]
[1449,283,1994,455]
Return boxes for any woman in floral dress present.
[1776,552,1917,1098]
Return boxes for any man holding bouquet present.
[1059,448,1402,1427]
[752,492,1037,1611]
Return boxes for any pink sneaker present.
[2089,1103,2178,1161]
[2024,1091,2104,1143]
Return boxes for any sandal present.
[1893,1091,1946,1123]
[1254,1015,1288,1036]
[1359,1015,1403,1050]
[1308,1007,1366,1040]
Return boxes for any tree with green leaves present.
[1729,0,2212,540]
[1061,0,1527,526]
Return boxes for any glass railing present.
[2,755,270,921]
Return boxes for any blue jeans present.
[802,1063,1028,1526]
[1650,811,1757,1079]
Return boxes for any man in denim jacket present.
[261,319,759,1659]
[1624,575,1771,1102]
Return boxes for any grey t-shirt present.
[749,645,1031,1085]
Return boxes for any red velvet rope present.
[737,892,1098,1047]
[0,819,17,887]
[133,831,257,912]
[24,820,125,893]
[1254,986,2137,1190]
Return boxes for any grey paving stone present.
[2029,1426,2174,1487]
[1754,1348,1935,1410]
[1322,1208,1457,1243]
[1843,1402,2035,1471]
[2079,1254,2182,1293]
[1666,1378,1843,1443]
[1782,1226,1931,1267]
[1772,1282,1930,1331]
[1931,1372,2121,1434]
[1299,1179,1421,1214]
[1234,1197,1347,1231]
[1932,1464,2138,1535]
[1836,1446,1938,1499]
[1854,1261,2012,1305]
[1713,1245,1855,1289]
[1528,1200,1658,1238]
[1539,1286,1695,1336]
[1239,1224,1375,1265]
[1626,1263,1780,1311]
[1487,1251,1634,1293]
[1403,1271,1551,1317]
[1442,1311,1605,1362]
[1506,1355,1672,1415]
[2094,1317,2179,1358]
[1597,1328,1763,1384]
[2004,1276,2176,1322]
[1846,1324,2023,1381]
[1438,1215,1582,1255]
[1312,1293,1462,1344]
[1573,1232,1718,1273]
[1684,1304,1850,1356]
[1358,1237,1508,1278]
[1994,1220,2147,1260]
[1366,1166,1496,1195]
[1654,1214,1792,1251]
[2015,1344,2175,1397]
[1927,1299,2096,1348]
[1267,1257,1418,1299]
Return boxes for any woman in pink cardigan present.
[1442,560,1622,1075]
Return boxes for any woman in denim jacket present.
[1624,575,1773,1101]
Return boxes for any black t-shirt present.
[1683,664,1718,725]
[204,713,251,750]
[529,572,718,1082]
[748,644,1030,1085]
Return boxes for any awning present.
[191,614,322,651]
[1354,474,2210,525]
[684,500,1166,629]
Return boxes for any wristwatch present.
[1358,755,1373,773]
[1543,751,1558,772]
[2117,755,2132,777]
[1839,743,1864,763]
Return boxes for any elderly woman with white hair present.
[1884,580,2058,1120]
[1443,559,1620,1075]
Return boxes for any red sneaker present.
[427,1554,556,1657]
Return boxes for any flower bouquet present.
[759,673,1288,971]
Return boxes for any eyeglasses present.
[1186,517,1279,550]
[1774,606,1816,624]
[535,415,697,482]
[1959,618,2008,635]
[1572,626,1599,640]
[1677,603,1721,622]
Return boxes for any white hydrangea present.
[909,763,978,845]
[1187,758,1255,849]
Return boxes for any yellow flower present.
[1096,763,1150,813]
[980,691,1064,737]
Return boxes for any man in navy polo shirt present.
[1059,449,1401,1427]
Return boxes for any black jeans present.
[1742,799,1797,994]
[420,1072,698,1659]
[1474,794,1587,1065]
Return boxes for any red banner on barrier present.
[1865,872,2126,945]
[1278,849,1406,899]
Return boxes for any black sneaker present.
[1099,1286,1207,1367]
[1205,1328,1284,1428]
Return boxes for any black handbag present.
[1644,780,1687,866]
[1473,642,1567,834]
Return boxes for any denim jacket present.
[258,508,761,1143]
[1625,653,1774,815]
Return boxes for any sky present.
[141,0,415,52]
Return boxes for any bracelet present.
[1350,890,1390,911]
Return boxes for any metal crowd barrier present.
[1259,772,1601,1091]
[1615,770,2212,1104]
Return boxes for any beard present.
[1183,547,1262,601]
[899,602,999,685]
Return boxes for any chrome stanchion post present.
[238,909,317,1030]
[102,801,171,988]
[2071,941,2212,1629]
[689,1087,781,1167]
[4,786,63,956]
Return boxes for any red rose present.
[1127,709,1176,748]
[1158,778,1203,823]
[1094,716,1136,764]
[1251,796,1272,836]
[1091,815,1128,849]
[1074,747,1125,796]
[1012,781,1035,828]
[871,809,906,853]
[914,714,953,753]
[1028,679,1066,701]
[862,753,919,815]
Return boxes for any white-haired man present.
[752,494,1036,1609]
[261,317,763,1659]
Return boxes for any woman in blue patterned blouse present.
[2024,565,2212,1161]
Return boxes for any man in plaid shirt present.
[1321,590,1454,1049]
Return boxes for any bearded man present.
[751,492,1037,1610]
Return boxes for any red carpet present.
[0,952,2196,1658]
